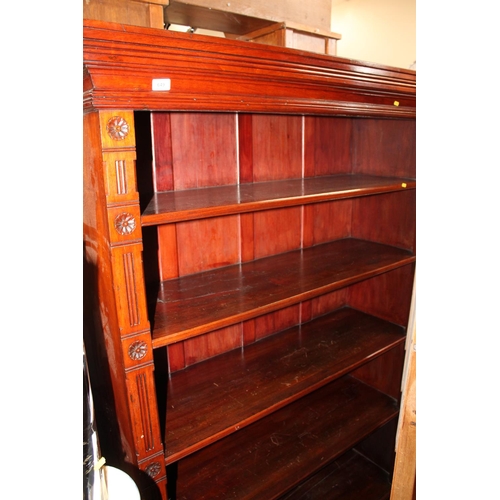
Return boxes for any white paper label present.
[152,79,171,91]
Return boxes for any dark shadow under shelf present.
[279,448,391,500]
[164,307,405,464]
[150,238,415,347]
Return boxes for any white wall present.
[331,0,415,69]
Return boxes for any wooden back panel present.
[146,112,415,372]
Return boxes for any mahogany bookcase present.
[83,19,416,500]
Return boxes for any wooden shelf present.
[172,375,398,500]
[141,174,416,225]
[280,449,391,500]
[164,307,405,464]
[150,238,415,347]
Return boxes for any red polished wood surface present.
[352,119,416,178]
[348,262,416,326]
[167,303,305,372]
[280,449,390,500]
[303,198,352,246]
[170,113,238,189]
[174,375,398,500]
[164,307,405,463]
[150,238,415,347]
[352,189,416,253]
[352,343,406,400]
[304,116,353,176]
[167,292,356,373]
[252,303,301,342]
[157,223,179,281]
[175,215,241,275]
[141,174,415,225]
[308,288,349,320]
[151,112,174,192]
[83,20,415,117]
[181,323,242,367]
[251,115,302,181]
[252,206,302,259]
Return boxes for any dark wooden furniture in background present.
[83,0,341,55]
[83,19,416,500]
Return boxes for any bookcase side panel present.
[351,190,416,253]
[347,263,416,327]
[350,343,406,401]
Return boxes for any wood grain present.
[251,115,302,181]
[304,116,353,176]
[170,113,237,189]
[83,20,416,117]
[142,175,416,225]
[348,262,416,326]
[151,238,415,347]
[303,199,352,247]
[352,119,416,178]
[173,375,398,499]
[175,215,240,275]
[352,190,416,253]
[83,21,416,500]
[164,307,405,463]
[252,206,302,259]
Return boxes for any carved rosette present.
[106,116,129,140]
[145,462,161,478]
[114,212,136,235]
[128,340,148,361]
